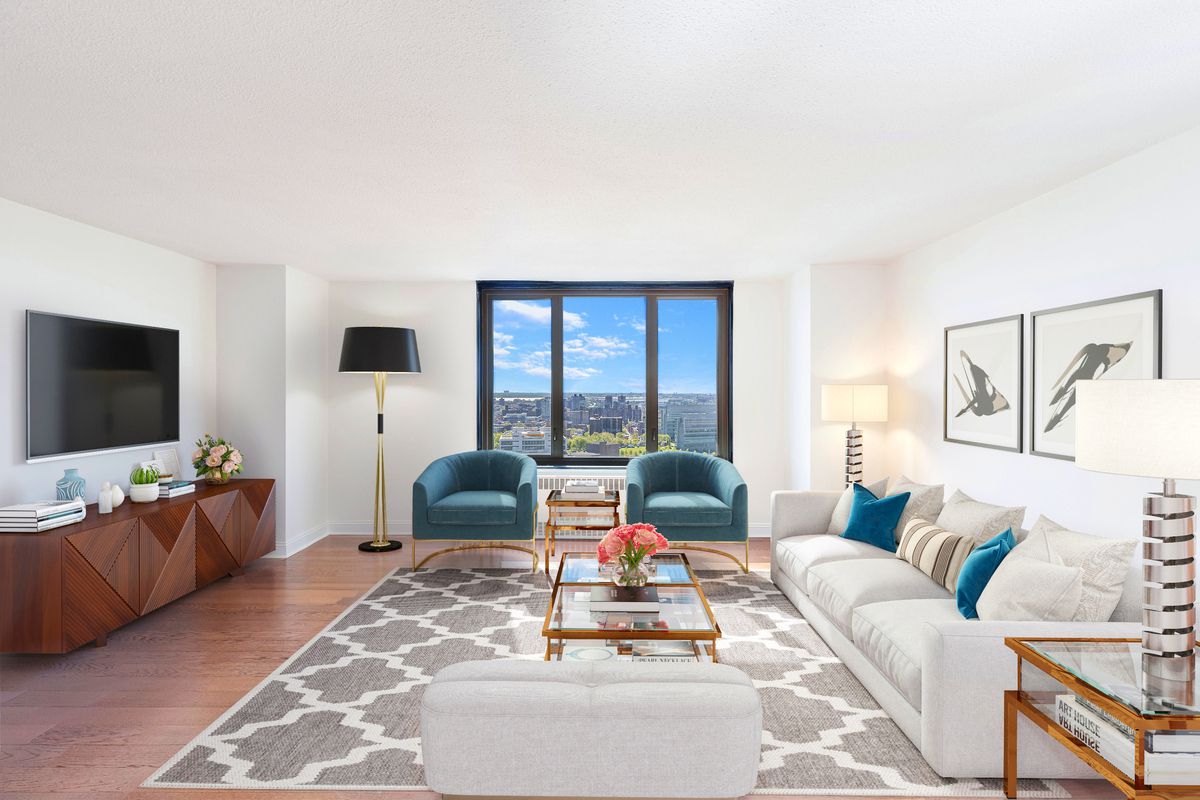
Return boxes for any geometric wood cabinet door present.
[0,478,276,653]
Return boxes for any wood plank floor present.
[0,535,1118,800]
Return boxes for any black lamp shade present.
[338,327,422,373]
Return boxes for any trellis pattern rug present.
[144,568,1064,796]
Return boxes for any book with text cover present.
[589,585,660,612]
[1055,694,1200,783]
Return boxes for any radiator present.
[536,471,627,540]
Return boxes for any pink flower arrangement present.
[193,434,244,484]
[597,523,669,572]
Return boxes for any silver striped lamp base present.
[1142,482,1196,658]
[844,427,863,486]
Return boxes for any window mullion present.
[645,295,659,454]
[551,296,564,459]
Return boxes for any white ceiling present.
[3,2,1200,281]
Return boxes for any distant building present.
[588,416,623,434]
[498,428,551,454]
[585,442,621,456]
[661,399,718,453]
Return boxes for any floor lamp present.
[338,326,422,553]
[821,384,888,486]
[1075,379,1200,703]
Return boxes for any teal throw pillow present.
[841,483,910,553]
[956,528,1017,619]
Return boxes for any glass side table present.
[543,489,621,574]
[1005,637,1200,799]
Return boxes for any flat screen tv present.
[26,311,180,461]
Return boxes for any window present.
[478,282,732,466]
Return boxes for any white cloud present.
[525,366,551,378]
[496,300,586,331]
[565,366,600,380]
[493,331,514,357]
[564,334,635,360]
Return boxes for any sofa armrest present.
[412,457,457,529]
[770,490,840,543]
[919,618,1139,776]
[625,458,646,523]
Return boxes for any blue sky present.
[492,296,716,394]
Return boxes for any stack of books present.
[159,480,196,499]
[1055,694,1200,783]
[562,479,603,497]
[0,499,87,533]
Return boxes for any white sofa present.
[769,489,1141,779]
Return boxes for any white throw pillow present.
[826,478,889,535]
[1014,516,1137,622]
[934,489,1026,545]
[889,476,945,544]
[976,554,1083,622]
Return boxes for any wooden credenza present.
[0,478,276,653]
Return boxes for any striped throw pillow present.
[896,518,976,593]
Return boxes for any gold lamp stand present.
[360,371,402,552]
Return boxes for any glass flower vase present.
[614,558,651,587]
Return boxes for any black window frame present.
[477,281,733,467]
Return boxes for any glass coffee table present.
[542,553,721,663]
[1005,637,1200,798]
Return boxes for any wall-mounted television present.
[26,311,180,462]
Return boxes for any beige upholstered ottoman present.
[420,659,762,798]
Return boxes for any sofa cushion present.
[643,492,732,527]
[851,598,962,710]
[428,490,518,526]
[807,559,952,637]
[826,478,888,535]
[889,476,945,544]
[1016,516,1138,622]
[895,518,976,593]
[774,535,895,594]
[956,528,1016,619]
[842,483,909,552]
[976,554,1083,622]
[935,489,1025,545]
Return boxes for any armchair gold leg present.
[668,542,749,573]
[413,542,541,571]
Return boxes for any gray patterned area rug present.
[144,568,1064,796]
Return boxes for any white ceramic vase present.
[110,484,125,508]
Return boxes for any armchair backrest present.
[438,450,531,492]
[630,451,732,494]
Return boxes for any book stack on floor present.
[562,479,603,497]
[159,480,196,499]
[0,499,86,533]
[1055,694,1200,783]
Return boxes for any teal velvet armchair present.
[625,451,749,571]
[411,450,538,570]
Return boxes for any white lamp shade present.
[821,384,888,423]
[1075,379,1200,480]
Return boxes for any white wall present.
[884,125,1200,538]
[0,198,217,506]
[327,282,478,534]
[284,267,330,549]
[215,264,287,538]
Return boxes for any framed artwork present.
[1031,290,1161,460]
[944,314,1023,452]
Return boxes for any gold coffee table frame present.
[542,552,721,663]
[1004,637,1200,799]
[543,489,622,574]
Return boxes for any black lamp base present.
[358,540,403,553]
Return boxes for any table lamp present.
[821,384,888,486]
[338,327,422,553]
[1075,379,1200,697]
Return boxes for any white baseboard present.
[262,523,330,559]
[748,523,771,538]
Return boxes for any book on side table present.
[589,585,660,612]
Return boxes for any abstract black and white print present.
[1031,291,1161,460]
[944,315,1022,452]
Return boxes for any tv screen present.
[26,311,180,460]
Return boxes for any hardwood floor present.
[0,535,1118,800]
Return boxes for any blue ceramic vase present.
[56,468,86,501]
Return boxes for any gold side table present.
[543,489,621,574]
[1005,637,1200,799]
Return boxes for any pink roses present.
[597,523,669,566]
